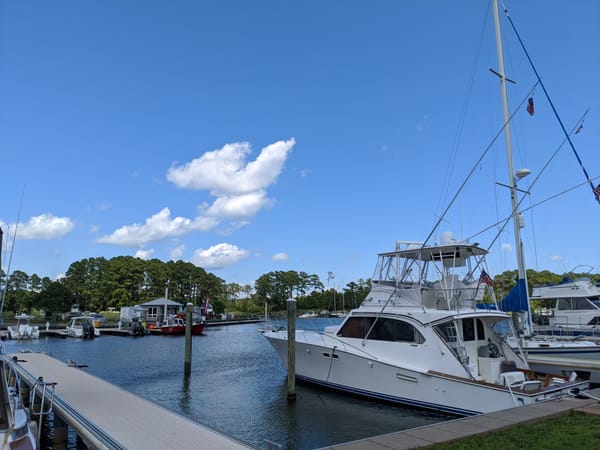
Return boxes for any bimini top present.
[379,242,487,262]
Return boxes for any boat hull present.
[159,323,205,335]
[264,330,588,416]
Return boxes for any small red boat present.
[155,314,205,335]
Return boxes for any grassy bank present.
[428,411,600,449]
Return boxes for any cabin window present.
[147,307,159,319]
[462,319,475,341]
[572,298,594,310]
[476,318,485,340]
[337,317,375,338]
[337,317,425,343]
[557,298,570,310]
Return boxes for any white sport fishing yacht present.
[264,233,589,416]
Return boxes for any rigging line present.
[501,3,598,204]
[0,187,25,323]
[420,81,539,250]
[466,108,592,251]
[467,175,600,244]
[516,107,589,270]
[437,1,492,216]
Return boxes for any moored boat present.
[264,234,589,416]
[8,313,40,340]
[66,316,100,338]
[153,313,205,335]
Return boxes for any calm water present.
[5,318,448,449]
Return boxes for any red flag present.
[594,184,600,199]
[526,97,534,116]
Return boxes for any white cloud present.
[1,214,75,240]
[135,248,155,260]
[550,255,562,261]
[501,243,512,252]
[203,191,272,220]
[272,252,289,261]
[170,245,185,261]
[96,208,218,247]
[191,243,249,269]
[98,138,295,249]
[167,138,295,194]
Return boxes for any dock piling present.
[286,297,296,402]
[184,302,193,375]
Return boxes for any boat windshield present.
[336,316,425,343]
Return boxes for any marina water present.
[6,318,448,449]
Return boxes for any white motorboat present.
[530,277,600,328]
[66,316,100,338]
[507,276,600,382]
[7,314,40,340]
[298,311,318,319]
[264,235,588,416]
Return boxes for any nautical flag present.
[594,184,600,200]
[575,123,584,134]
[526,97,534,116]
[479,270,494,287]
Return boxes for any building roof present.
[139,298,183,307]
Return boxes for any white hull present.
[265,329,587,416]
[8,325,40,340]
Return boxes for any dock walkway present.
[323,388,600,449]
[11,352,252,450]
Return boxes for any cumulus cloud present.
[202,191,273,220]
[167,138,295,194]
[98,138,295,249]
[272,252,289,261]
[191,243,249,269]
[96,207,218,247]
[1,214,75,240]
[135,248,155,260]
[170,245,185,261]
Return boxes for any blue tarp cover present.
[498,279,528,312]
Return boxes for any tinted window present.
[338,317,424,343]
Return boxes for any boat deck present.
[10,352,251,450]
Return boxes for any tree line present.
[0,256,372,319]
[1,255,598,320]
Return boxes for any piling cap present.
[286,298,296,303]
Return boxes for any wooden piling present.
[286,297,296,402]
[184,302,193,375]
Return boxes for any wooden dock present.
[324,388,600,449]
[11,352,252,450]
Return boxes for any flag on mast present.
[526,97,534,116]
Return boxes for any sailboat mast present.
[492,0,532,335]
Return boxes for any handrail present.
[11,361,126,450]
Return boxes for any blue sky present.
[1,1,599,289]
